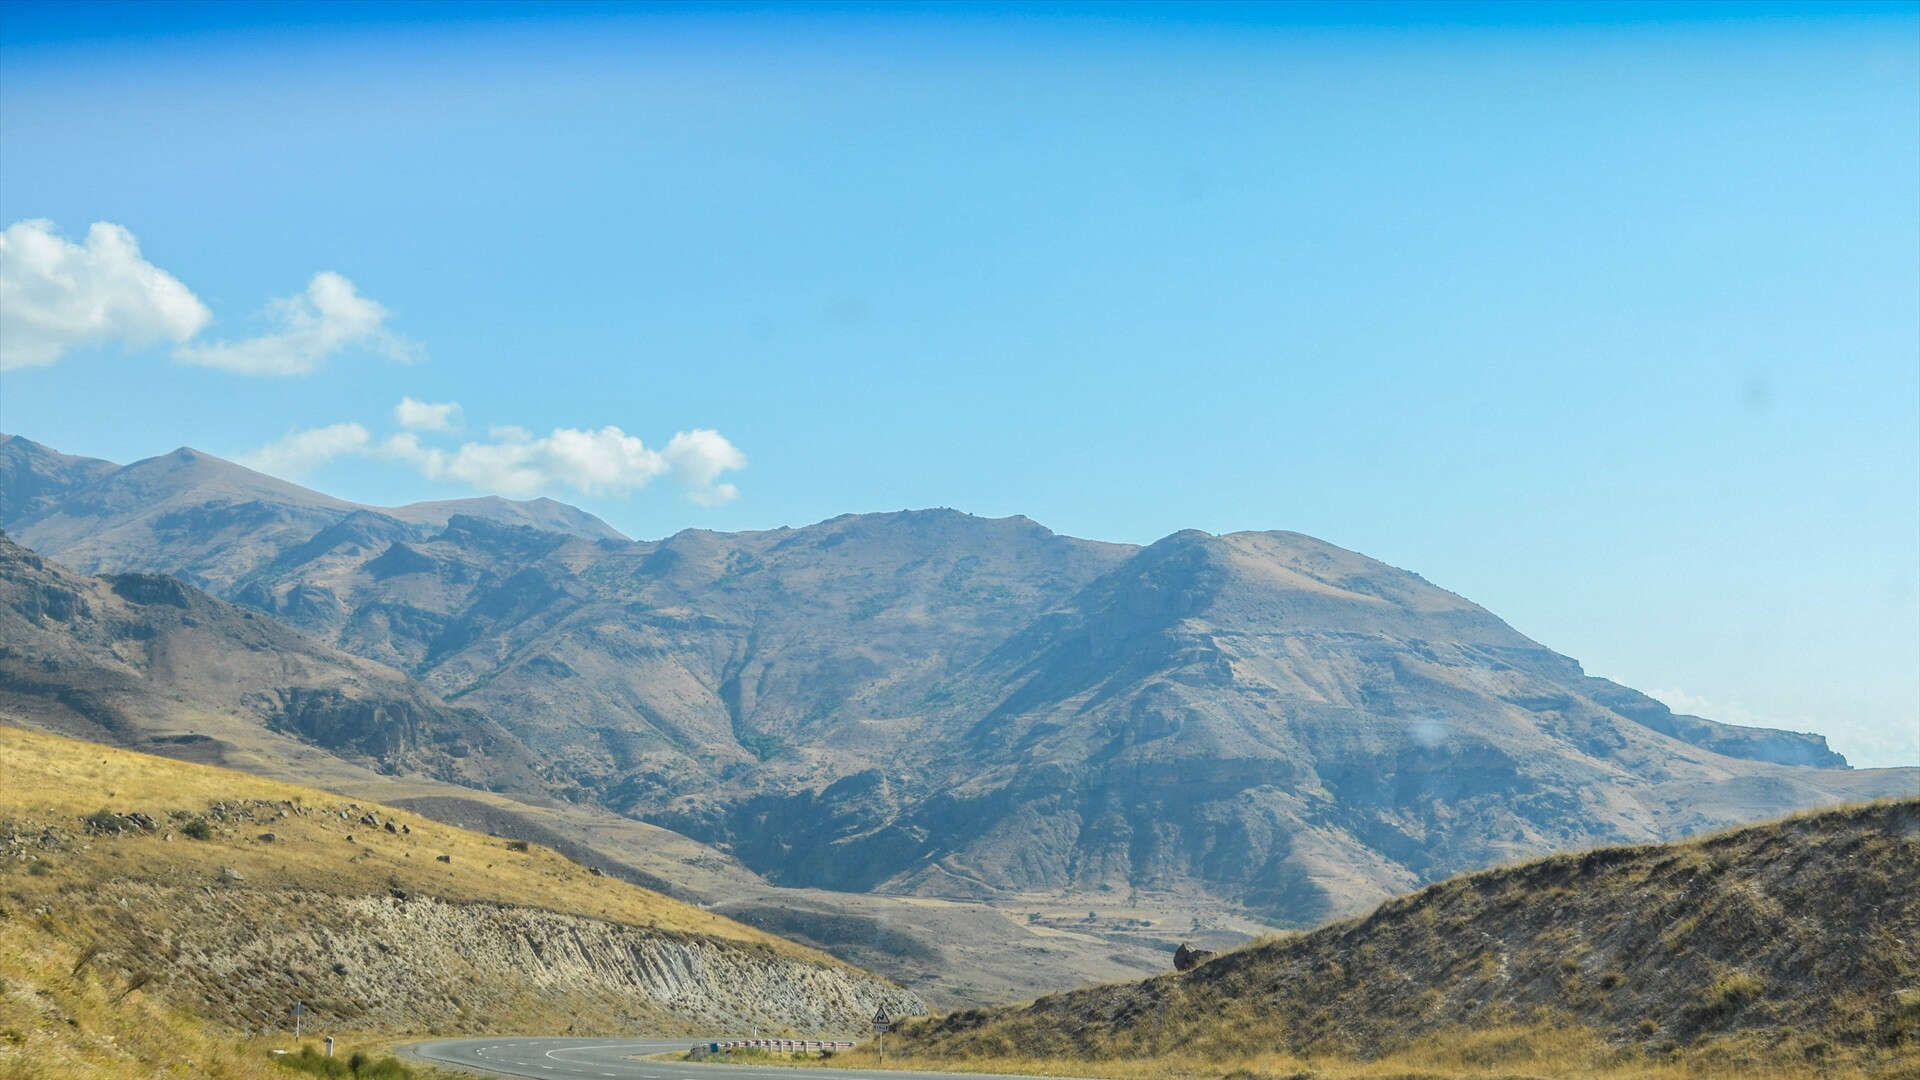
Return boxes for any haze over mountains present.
[2,432,1913,933]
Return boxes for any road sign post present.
[872,1007,890,1065]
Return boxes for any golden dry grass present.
[815,1021,1920,1079]
[0,723,830,960]
[834,800,1920,1080]
[0,723,870,1078]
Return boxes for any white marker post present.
[293,1000,304,1039]
[872,1007,890,1066]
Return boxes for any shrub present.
[505,839,530,853]
[83,808,122,834]
[1707,970,1765,1007]
[272,1046,416,1079]
[112,971,153,1003]
[181,818,214,841]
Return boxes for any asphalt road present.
[404,1036,1099,1080]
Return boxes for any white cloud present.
[236,415,745,504]
[394,396,463,433]
[1647,687,1728,722]
[0,219,211,371]
[236,422,371,479]
[1648,687,1792,731]
[175,271,418,376]
[380,424,745,503]
[664,428,749,505]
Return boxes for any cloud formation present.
[664,428,749,505]
[0,219,212,371]
[176,271,419,376]
[236,422,372,479]
[0,219,414,377]
[381,425,746,504]
[394,396,464,432]
[239,405,747,505]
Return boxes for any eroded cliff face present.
[64,882,922,1036]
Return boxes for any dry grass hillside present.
[0,724,919,1079]
[871,800,1920,1080]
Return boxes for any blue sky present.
[1,2,1915,766]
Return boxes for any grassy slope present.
[0,723,812,952]
[860,800,1920,1080]
[0,724,862,1079]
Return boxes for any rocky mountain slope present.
[0,526,1242,1010]
[710,527,1903,923]
[0,435,623,595]
[0,724,920,1056]
[5,435,1913,932]
[887,799,1920,1077]
[0,437,117,523]
[0,531,551,793]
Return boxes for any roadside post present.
[325,1036,334,1057]
[873,1007,890,1066]
[293,1001,304,1039]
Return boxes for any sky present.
[0,2,1915,767]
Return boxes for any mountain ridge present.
[0,435,627,596]
[3,434,1909,932]
[0,530,552,793]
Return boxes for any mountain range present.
[3,431,1912,934]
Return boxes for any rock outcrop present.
[95,883,920,1035]
[1172,943,1214,972]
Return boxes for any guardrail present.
[688,1039,858,1059]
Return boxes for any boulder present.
[1173,943,1215,972]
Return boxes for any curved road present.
[405,1037,1097,1080]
